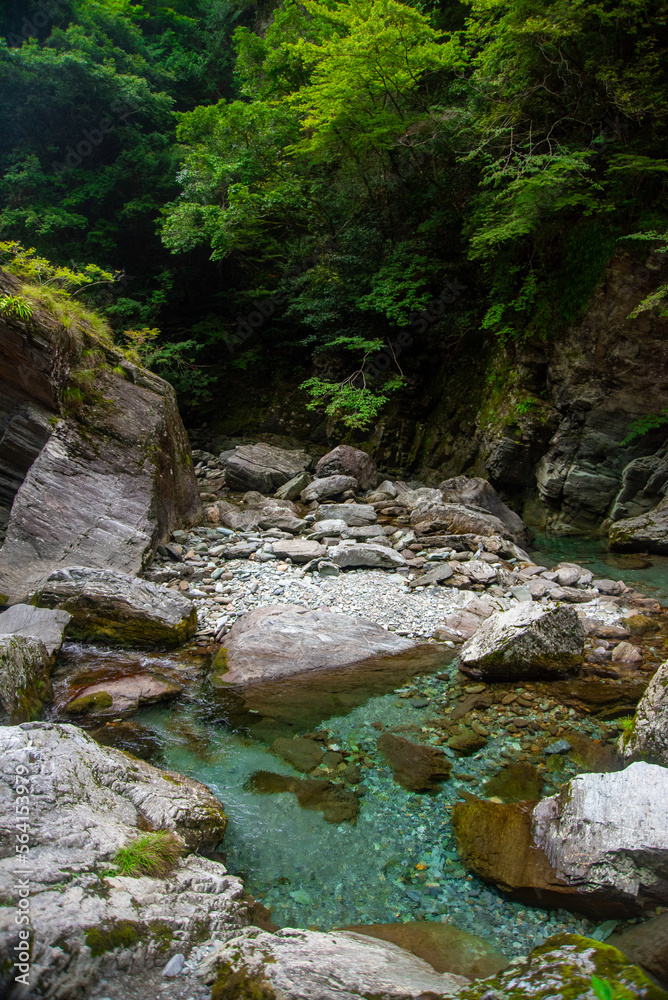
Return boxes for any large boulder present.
[314,503,377,526]
[455,934,666,1000]
[268,539,327,563]
[459,603,584,680]
[0,290,201,604]
[301,475,359,502]
[0,722,244,1000]
[201,927,467,999]
[620,659,668,765]
[0,634,52,722]
[315,445,378,490]
[410,500,517,541]
[63,673,183,719]
[609,495,668,554]
[439,476,532,546]
[34,566,197,646]
[212,604,415,685]
[608,911,668,987]
[0,603,70,656]
[330,541,409,570]
[533,762,668,909]
[223,443,309,493]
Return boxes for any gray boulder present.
[314,503,377,526]
[533,762,668,908]
[331,541,409,570]
[439,476,532,546]
[269,539,327,563]
[200,927,467,999]
[620,659,668,766]
[0,722,244,1000]
[609,496,668,554]
[34,566,197,647]
[223,443,309,493]
[410,500,515,540]
[213,604,415,685]
[0,603,70,656]
[0,634,51,722]
[306,518,350,539]
[315,445,378,490]
[275,471,313,501]
[460,603,584,679]
[0,300,201,604]
[301,476,359,502]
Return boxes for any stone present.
[609,496,668,555]
[271,737,325,773]
[620,659,668,766]
[459,559,497,585]
[446,728,488,756]
[0,722,243,1000]
[63,673,183,718]
[331,542,408,569]
[408,563,454,588]
[454,934,666,1000]
[306,518,350,539]
[268,539,327,563]
[341,523,387,540]
[314,503,377,526]
[34,566,197,646]
[0,603,71,656]
[275,471,313,501]
[608,912,668,987]
[242,491,300,514]
[223,443,309,493]
[315,445,378,490]
[545,739,572,755]
[213,604,415,686]
[623,614,660,636]
[439,476,531,546]
[0,318,201,604]
[256,510,304,534]
[366,480,400,503]
[533,762,668,909]
[460,603,584,680]
[0,634,52,722]
[201,927,467,999]
[163,953,185,978]
[483,762,544,802]
[245,771,360,824]
[341,922,509,980]
[612,641,643,664]
[595,578,625,595]
[433,610,485,643]
[300,475,359,502]
[377,733,452,791]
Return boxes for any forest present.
[1,0,667,429]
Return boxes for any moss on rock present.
[65,690,113,715]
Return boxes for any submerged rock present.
[609,496,668,554]
[63,673,183,719]
[460,603,584,680]
[34,565,197,646]
[315,445,378,490]
[0,603,70,656]
[201,926,467,999]
[213,604,415,685]
[245,770,360,824]
[0,722,241,1000]
[483,761,544,802]
[378,732,452,791]
[0,634,52,722]
[455,933,667,999]
[341,921,509,980]
[223,443,309,493]
[270,736,325,773]
[620,658,668,766]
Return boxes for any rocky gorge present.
[2,301,668,1000]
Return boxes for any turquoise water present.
[531,531,668,604]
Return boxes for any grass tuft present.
[109,831,183,879]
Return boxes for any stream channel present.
[53,537,668,961]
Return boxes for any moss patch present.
[65,690,113,715]
[211,962,277,1000]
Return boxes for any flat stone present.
[314,503,377,526]
[301,476,359,502]
[331,542,408,570]
[163,953,185,978]
[0,603,70,656]
[34,566,197,647]
[269,539,327,563]
[408,563,454,588]
[307,518,350,540]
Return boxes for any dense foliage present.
[1,0,667,425]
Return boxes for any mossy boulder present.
[456,933,668,999]
[34,565,197,647]
[64,690,113,715]
[0,634,52,722]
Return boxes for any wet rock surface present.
[0,633,52,722]
[378,732,452,791]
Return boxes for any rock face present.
[213,604,415,685]
[201,926,467,999]
[35,566,197,646]
[0,285,201,603]
[455,934,666,1000]
[223,443,310,493]
[533,762,668,908]
[460,603,584,680]
[0,722,244,1000]
[0,603,70,656]
[0,634,52,722]
[609,495,668,554]
[620,660,668,765]
[439,476,531,545]
[609,911,668,987]
[315,445,378,490]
